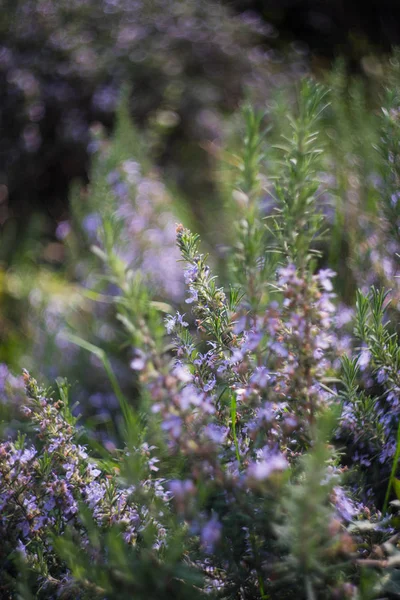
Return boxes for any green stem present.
[258,573,268,599]
[383,416,400,514]
[64,333,131,429]
[230,394,241,465]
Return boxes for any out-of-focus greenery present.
[0,0,297,248]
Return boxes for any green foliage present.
[275,411,347,599]
[8,53,400,600]
[54,506,204,600]
[268,80,329,269]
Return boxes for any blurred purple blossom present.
[201,515,222,553]
[247,449,287,481]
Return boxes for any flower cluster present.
[87,129,184,302]
[134,224,361,599]
[167,227,337,459]
[6,78,400,599]
[0,372,168,596]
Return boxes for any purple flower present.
[203,377,216,392]
[55,220,71,240]
[168,479,195,500]
[318,269,336,292]
[161,415,182,438]
[185,287,198,304]
[165,312,189,333]
[173,365,192,383]
[131,349,146,371]
[184,265,199,284]
[247,449,287,481]
[177,385,203,410]
[203,424,229,444]
[358,348,371,370]
[333,486,357,522]
[87,463,101,478]
[176,312,189,327]
[244,332,262,351]
[391,192,400,207]
[201,515,222,553]
[377,369,388,384]
[277,263,297,285]
[20,447,37,464]
[250,367,270,388]
[269,341,289,358]
[85,481,106,509]
[43,497,56,512]
[82,213,102,237]
[63,463,76,480]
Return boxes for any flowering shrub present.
[5,77,400,599]
[0,372,174,598]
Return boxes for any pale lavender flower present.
[168,479,195,500]
[20,447,37,464]
[85,481,106,509]
[247,449,287,481]
[184,264,199,284]
[161,415,183,438]
[185,287,198,304]
[173,365,192,383]
[250,367,270,388]
[203,424,229,444]
[333,486,357,523]
[201,515,222,553]
[318,269,336,292]
[358,348,371,370]
[203,377,216,392]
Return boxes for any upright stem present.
[383,416,400,514]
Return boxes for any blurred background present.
[1,0,400,443]
[3,0,400,247]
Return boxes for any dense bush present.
[3,70,400,598]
